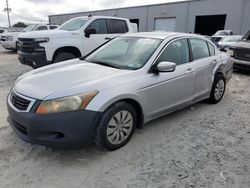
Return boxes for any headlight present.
[6,36,13,41]
[227,49,234,56]
[34,37,49,43]
[36,91,98,114]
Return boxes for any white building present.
[49,0,250,35]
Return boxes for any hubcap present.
[107,110,133,145]
[214,79,225,101]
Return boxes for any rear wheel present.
[95,102,137,151]
[208,74,226,104]
[53,52,77,63]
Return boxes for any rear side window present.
[109,19,128,34]
[207,42,215,56]
[0,30,4,33]
[86,19,108,34]
[36,26,48,31]
[49,26,57,30]
[190,39,210,60]
[156,39,190,65]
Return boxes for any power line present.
[11,13,47,23]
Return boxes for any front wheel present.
[208,74,226,104]
[95,102,137,151]
[53,52,76,63]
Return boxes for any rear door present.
[189,38,219,100]
[107,19,129,39]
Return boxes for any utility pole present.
[3,0,11,27]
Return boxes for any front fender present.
[87,90,146,115]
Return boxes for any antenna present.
[3,0,11,27]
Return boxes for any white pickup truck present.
[1,24,58,51]
[17,16,137,68]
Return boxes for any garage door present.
[154,18,176,31]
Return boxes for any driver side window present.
[156,39,190,66]
[86,19,108,34]
[36,26,48,31]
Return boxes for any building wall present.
[187,0,246,34]
[49,0,250,35]
[241,0,250,34]
[117,7,148,32]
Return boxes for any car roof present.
[217,30,232,32]
[73,16,128,21]
[123,31,204,40]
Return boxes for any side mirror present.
[85,28,96,38]
[156,61,176,73]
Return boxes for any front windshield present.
[215,31,229,36]
[85,37,162,70]
[242,31,250,42]
[58,18,88,31]
[22,25,37,32]
[221,36,242,42]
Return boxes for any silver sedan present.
[7,32,233,150]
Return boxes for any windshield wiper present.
[86,60,121,69]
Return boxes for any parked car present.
[228,31,250,70]
[17,16,135,68]
[0,24,58,51]
[0,28,7,41]
[218,35,243,51]
[7,32,232,150]
[203,35,219,48]
[212,30,234,42]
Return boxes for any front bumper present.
[17,39,51,68]
[18,50,51,69]
[1,41,16,50]
[7,97,102,149]
[231,57,250,70]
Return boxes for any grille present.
[1,36,6,42]
[235,49,250,61]
[11,92,31,111]
[18,38,35,53]
[12,119,27,135]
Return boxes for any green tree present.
[13,22,27,28]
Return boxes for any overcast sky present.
[0,0,186,27]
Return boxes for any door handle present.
[186,68,195,74]
[105,37,112,40]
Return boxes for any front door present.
[139,38,195,118]
[84,19,111,53]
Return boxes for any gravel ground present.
[0,46,250,188]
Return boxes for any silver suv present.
[7,32,233,150]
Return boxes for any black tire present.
[53,52,77,63]
[208,74,226,104]
[95,101,137,151]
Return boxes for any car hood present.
[18,29,72,39]
[2,32,20,37]
[218,42,236,46]
[212,35,228,39]
[231,41,250,49]
[14,59,135,100]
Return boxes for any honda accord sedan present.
[7,32,233,150]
